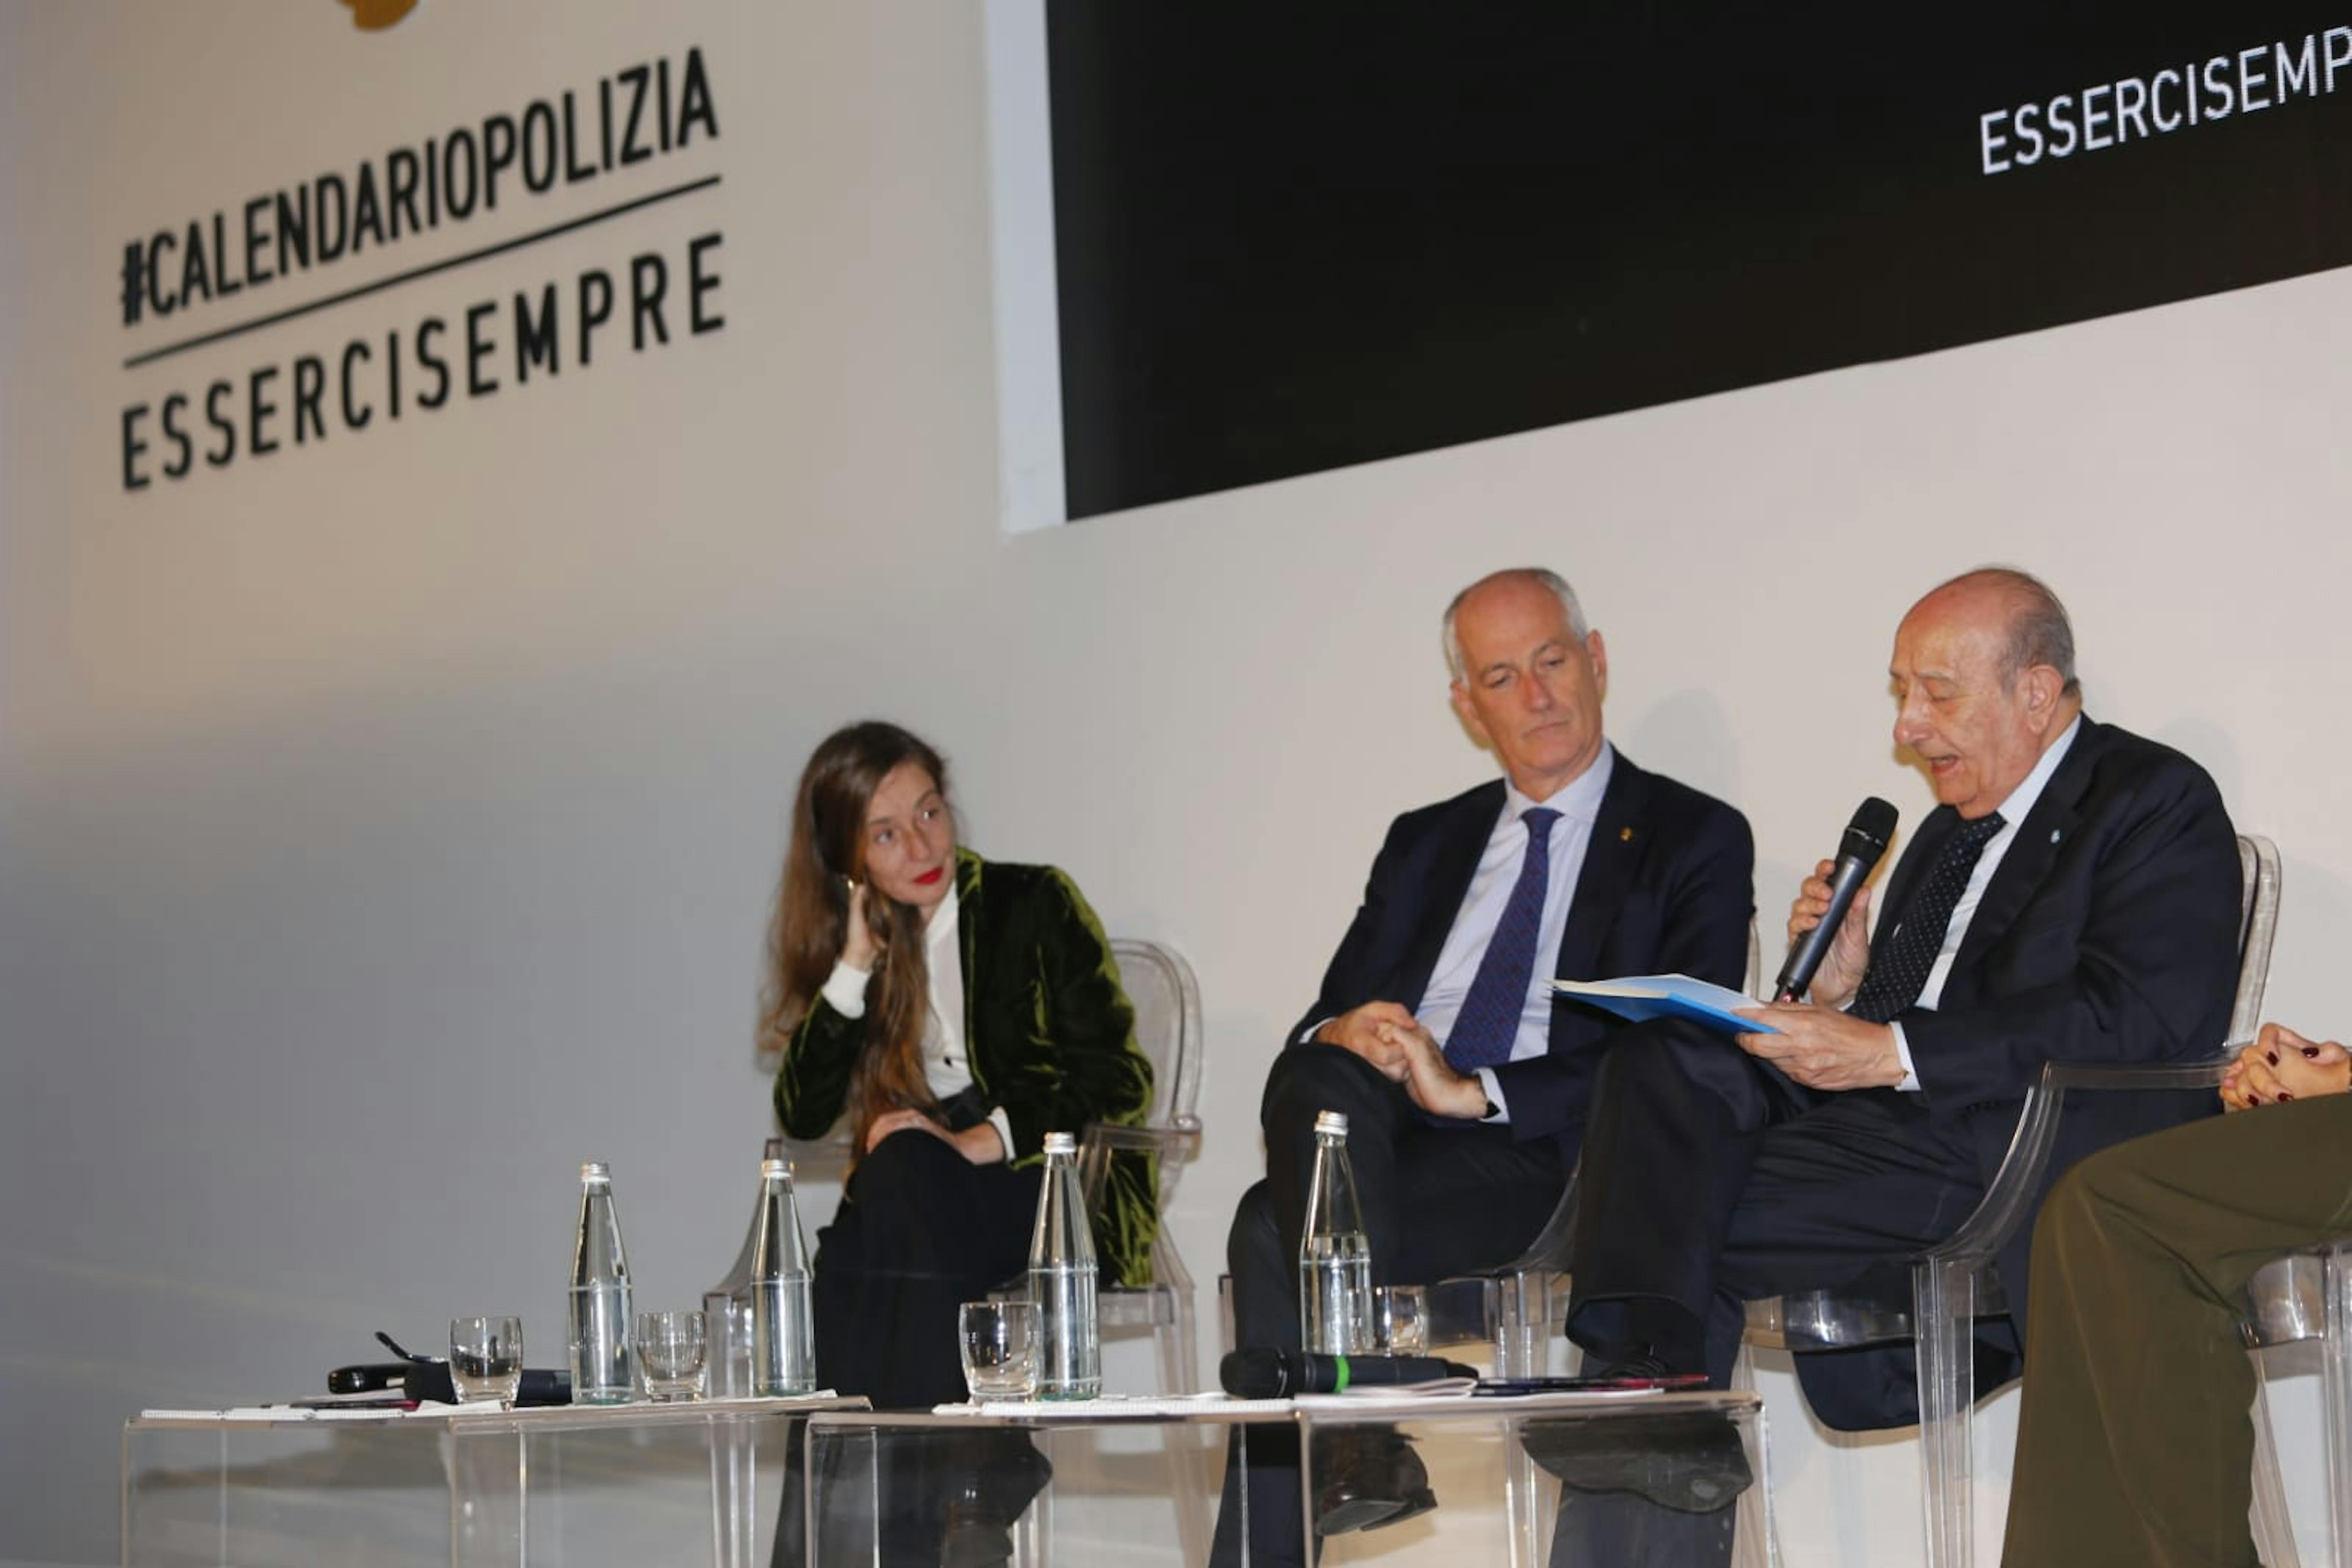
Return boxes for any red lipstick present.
[914,866,945,886]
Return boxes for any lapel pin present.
[1620,827,1635,842]
[2050,829,2061,844]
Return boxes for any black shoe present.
[974,1436,1054,1522]
[1311,1431,1438,1536]
[1522,1413,1754,1515]
[936,1435,1052,1568]
[1580,1351,1683,1383]
[939,1485,1015,1568]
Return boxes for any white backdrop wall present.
[5,3,2351,1565]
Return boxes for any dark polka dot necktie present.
[1847,811,2006,1025]
[1443,807,1562,1072]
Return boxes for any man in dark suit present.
[1210,567,1754,1567]
[1564,566,2242,1435]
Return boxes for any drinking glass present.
[958,1299,1037,1400]
[449,1316,525,1405]
[633,1309,709,1401]
[1372,1285,1429,1356]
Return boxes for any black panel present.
[1044,5,2352,518]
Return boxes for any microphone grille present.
[1846,796,1899,854]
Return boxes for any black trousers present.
[1541,1026,1983,1568]
[773,1130,1044,1568]
[1567,1020,1983,1385]
[813,1126,1043,1408]
[1210,1043,1567,1568]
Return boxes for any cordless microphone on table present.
[1219,1347,1477,1399]
[1773,796,1899,1003]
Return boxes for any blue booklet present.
[1551,974,1777,1035]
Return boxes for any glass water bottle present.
[1028,1132,1101,1399]
[568,1160,637,1404]
[704,1137,789,1399]
[1298,1110,1372,1355]
[749,1156,817,1396]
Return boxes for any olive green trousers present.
[2002,1095,2352,1568]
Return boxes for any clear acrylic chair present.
[1077,937,1207,1394]
[1745,831,2282,1568]
[2238,1238,2352,1568]
[1074,939,1208,1565]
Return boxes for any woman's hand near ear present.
[841,881,881,970]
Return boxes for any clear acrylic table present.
[122,1395,862,1568]
[804,1389,1775,1567]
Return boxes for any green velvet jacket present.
[772,850,1159,1287]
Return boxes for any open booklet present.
[1552,973,1776,1035]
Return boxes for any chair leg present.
[2326,1242,2352,1568]
[1735,1401,1784,1568]
[1502,1414,1546,1568]
[1913,1256,1976,1568]
[1159,1288,1215,1568]
[2249,1362,2303,1568]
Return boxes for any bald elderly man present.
[1567,566,2242,1430]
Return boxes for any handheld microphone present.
[1773,797,1899,1002]
[1219,1347,1477,1399]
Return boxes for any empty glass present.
[449,1316,525,1405]
[1372,1285,1429,1356]
[958,1299,1038,1400]
[633,1310,709,1401]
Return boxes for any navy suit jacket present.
[1290,750,1754,1166]
[1798,714,2242,1429]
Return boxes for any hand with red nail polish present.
[2226,1023,2352,1113]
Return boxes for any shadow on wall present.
[1619,687,1744,813]
[2150,716,2244,818]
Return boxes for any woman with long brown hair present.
[761,720,1157,1413]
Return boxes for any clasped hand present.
[2221,1022,2352,1111]
[1316,1002,1489,1119]
[863,1106,1006,1164]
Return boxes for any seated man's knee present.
[1263,1040,1390,1126]
[1602,1017,1743,1098]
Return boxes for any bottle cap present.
[1042,1131,1078,1155]
[760,1158,790,1179]
[581,1160,612,1183]
[1314,1110,1349,1136]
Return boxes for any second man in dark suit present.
[1565,567,2244,1432]
[1212,566,1754,1566]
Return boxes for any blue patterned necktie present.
[1848,811,2006,1024]
[1444,807,1564,1072]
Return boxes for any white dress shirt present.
[819,883,1017,1157]
[1885,715,2083,1090]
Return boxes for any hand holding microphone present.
[1774,798,1897,1007]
